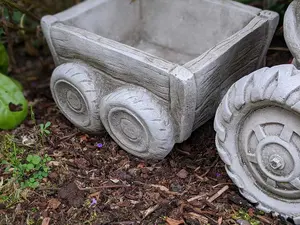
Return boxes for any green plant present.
[2,153,52,189]
[39,121,51,137]
[232,209,261,225]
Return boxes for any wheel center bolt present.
[269,155,285,170]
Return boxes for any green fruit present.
[0,73,28,130]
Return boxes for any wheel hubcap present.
[54,80,90,127]
[108,107,149,153]
[67,90,83,112]
[239,106,300,200]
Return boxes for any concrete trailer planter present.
[41,0,278,160]
[214,0,300,222]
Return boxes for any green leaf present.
[31,155,41,165]
[29,178,35,183]
[25,163,34,171]
[41,171,48,177]
[26,155,33,162]
[0,73,28,130]
[12,11,23,24]
[31,181,39,189]
[44,130,50,134]
[0,43,9,75]
[45,121,51,128]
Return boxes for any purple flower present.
[97,143,103,148]
[90,198,97,206]
[216,173,221,177]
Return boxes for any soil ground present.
[0,31,295,225]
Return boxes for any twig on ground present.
[212,182,233,189]
[59,132,80,141]
[207,185,229,203]
[257,215,272,224]
[199,156,219,177]
[188,212,209,224]
[77,184,131,191]
[141,204,160,221]
[187,194,207,202]
[75,180,130,190]
[134,181,182,196]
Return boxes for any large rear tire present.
[214,65,300,223]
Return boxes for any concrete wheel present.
[100,87,175,159]
[51,63,103,134]
[214,64,300,223]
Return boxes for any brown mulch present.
[0,34,294,225]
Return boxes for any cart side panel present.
[41,16,60,65]
[50,23,175,102]
[186,11,279,130]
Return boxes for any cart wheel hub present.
[255,137,296,181]
[108,107,149,153]
[239,107,300,199]
[120,118,139,140]
[269,154,284,170]
[67,90,82,111]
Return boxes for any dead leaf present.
[110,179,120,184]
[188,212,208,224]
[42,217,51,225]
[176,169,189,179]
[165,217,184,225]
[48,161,60,167]
[248,208,254,217]
[150,184,169,192]
[218,217,223,225]
[80,134,88,143]
[48,198,61,210]
[88,191,100,200]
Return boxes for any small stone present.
[170,183,183,193]
[48,172,58,181]
[176,169,188,179]
[128,168,139,176]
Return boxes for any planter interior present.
[55,0,260,64]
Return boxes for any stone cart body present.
[214,0,300,222]
[42,0,278,159]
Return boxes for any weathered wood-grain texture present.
[42,0,279,155]
[51,23,176,102]
[185,11,279,129]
